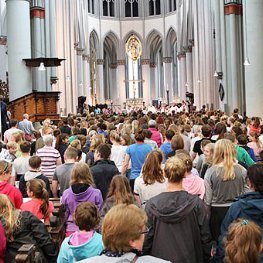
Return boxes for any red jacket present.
[0,222,6,263]
[0,181,23,209]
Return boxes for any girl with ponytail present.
[21,179,54,222]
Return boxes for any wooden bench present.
[15,244,37,263]
[45,198,66,249]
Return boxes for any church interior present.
[0,0,262,118]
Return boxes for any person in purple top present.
[62,162,103,235]
[122,130,152,191]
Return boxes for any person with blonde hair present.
[200,142,215,178]
[0,160,22,208]
[70,139,86,163]
[134,149,167,207]
[0,194,57,262]
[143,157,212,263]
[177,153,205,199]
[86,134,105,166]
[78,204,170,262]
[204,139,248,241]
[224,219,263,263]
[61,162,103,235]
[21,179,54,222]
[110,131,127,172]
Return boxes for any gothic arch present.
[103,31,119,100]
[102,31,119,60]
[165,27,177,57]
[89,29,100,57]
[146,30,163,63]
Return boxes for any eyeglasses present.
[141,226,149,235]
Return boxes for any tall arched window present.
[149,0,161,16]
[103,0,115,17]
[168,0,176,12]
[88,0,95,14]
[125,0,138,17]
[125,35,142,99]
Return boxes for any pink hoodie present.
[182,173,205,199]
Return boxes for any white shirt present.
[110,145,127,172]
[134,175,168,207]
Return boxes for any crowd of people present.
[0,106,262,263]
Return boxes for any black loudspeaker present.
[152,100,158,108]
[77,96,86,114]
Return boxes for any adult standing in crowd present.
[90,144,119,200]
[204,139,248,241]
[18,113,35,142]
[52,147,79,197]
[36,135,61,181]
[3,119,20,144]
[212,163,263,262]
[143,157,212,263]
[0,95,9,136]
[122,130,152,191]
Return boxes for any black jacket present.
[4,211,57,262]
[143,191,212,263]
[19,173,51,198]
[90,159,119,199]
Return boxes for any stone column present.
[141,59,151,106]
[178,53,187,101]
[185,48,193,92]
[31,3,46,92]
[163,57,172,105]
[110,63,118,103]
[7,0,32,101]
[150,62,157,101]
[244,0,263,117]
[76,48,84,97]
[117,59,126,106]
[97,59,104,104]
[82,54,91,104]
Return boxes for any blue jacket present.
[58,231,104,262]
[212,192,263,262]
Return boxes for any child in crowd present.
[62,162,103,235]
[21,179,54,222]
[224,219,263,263]
[5,141,17,162]
[0,160,22,209]
[177,153,205,199]
[102,175,134,217]
[0,194,57,262]
[58,202,104,262]
[19,156,51,197]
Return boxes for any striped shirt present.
[36,146,61,180]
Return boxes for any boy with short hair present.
[19,156,51,197]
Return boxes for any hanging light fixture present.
[243,0,251,66]
[38,62,46,71]
[214,71,218,77]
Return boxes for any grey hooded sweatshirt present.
[143,191,212,263]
